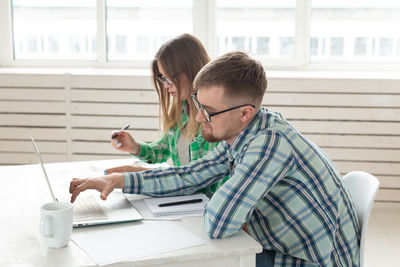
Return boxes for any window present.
[330,37,344,56]
[256,37,270,54]
[354,37,367,56]
[106,0,193,61]
[379,38,393,56]
[4,0,400,67]
[310,38,318,55]
[280,37,294,56]
[216,0,296,60]
[310,1,400,63]
[12,0,97,60]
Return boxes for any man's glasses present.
[191,91,255,122]
[157,73,173,86]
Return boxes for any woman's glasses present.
[157,73,173,86]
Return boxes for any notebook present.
[144,194,209,216]
[31,136,143,227]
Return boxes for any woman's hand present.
[104,165,149,175]
[111,130,140,154]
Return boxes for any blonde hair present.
[151,34,210,140]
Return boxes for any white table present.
[0,159,262,266]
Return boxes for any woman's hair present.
[151,33,210,140]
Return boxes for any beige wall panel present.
[291,120,400,135]
[0,88,65,100]
[71,89,158,103]
[71,128,159,142]
[0,114,66,127]
[1,72,399,201]
[263,93,400,107]
[376,189,400,202]
[0,127,66,140]
[70,103,159,116]
[305,134,400,149]
[270,106,400,121]
[69,74,153,89]
[70,115,159,129]
[0,101,65,113]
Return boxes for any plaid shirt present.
[134,101,229,195]
[124,107,360,266]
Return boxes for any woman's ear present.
[240,105,255,123]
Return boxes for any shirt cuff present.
[122,172,143,194]
[138,142,148,157]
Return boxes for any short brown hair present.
[193,51,267,106]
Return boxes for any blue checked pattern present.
[123,107,360,266]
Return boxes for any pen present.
[158,198,203,207]
[112,124,130,139]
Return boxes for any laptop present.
[31,136,143,228]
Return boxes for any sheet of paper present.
[71,221,205,265]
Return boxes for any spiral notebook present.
[144,194,209,216]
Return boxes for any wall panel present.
[0,72,399,202]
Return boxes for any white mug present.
[40,201,73,248]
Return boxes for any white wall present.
[0,70,399,202]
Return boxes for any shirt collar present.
[228,107,267,158]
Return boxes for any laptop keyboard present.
[73,196,108,222]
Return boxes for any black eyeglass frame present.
[156,73,173,86]
[191,91,255,122]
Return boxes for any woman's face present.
[157,61,190,101]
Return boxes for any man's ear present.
[240,105,255,123]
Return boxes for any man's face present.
[194,86,244,144]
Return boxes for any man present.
[70,51,360,266]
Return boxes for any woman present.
[105,34,228,196]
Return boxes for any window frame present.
[1,0,400,71]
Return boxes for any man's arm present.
[69,142,230,202]
[204,131,293,239]
[123,142,231,196]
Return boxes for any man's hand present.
[104,165,148,175]
[69,174,125,203]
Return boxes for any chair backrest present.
[342,171,379,267]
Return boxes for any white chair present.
[342,171,379,267]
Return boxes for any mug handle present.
[40,215,52,238]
